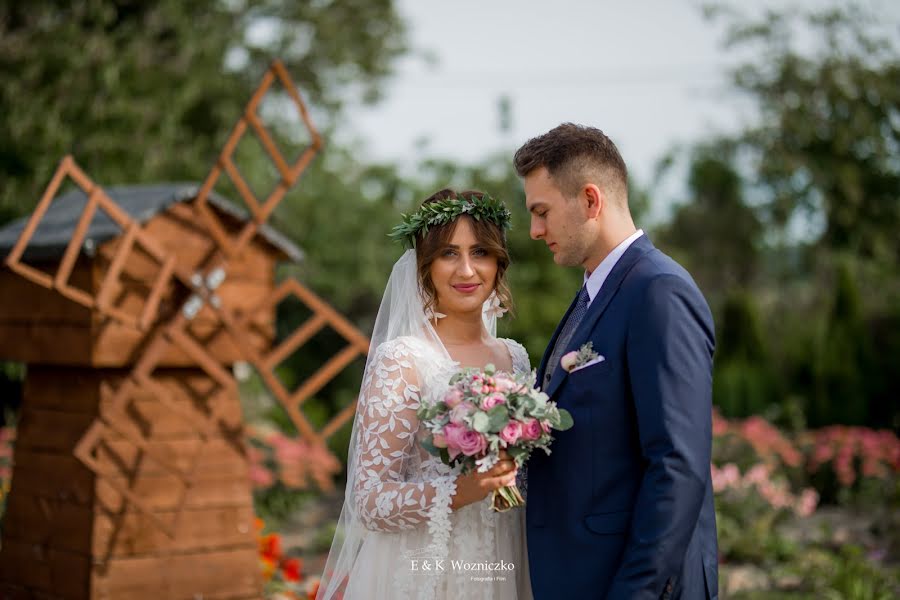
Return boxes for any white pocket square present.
[570,355,606,373]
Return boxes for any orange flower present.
[260,555,278,581]
[281,557,303,582]
[259,532,282,563]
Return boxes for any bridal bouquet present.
[417,364,573,511]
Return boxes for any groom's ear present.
[582,183,603,219]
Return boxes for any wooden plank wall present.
[0,368,262,599]
[0,259,94,365]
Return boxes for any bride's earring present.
[484,293,508,319]
[425,305,447,324]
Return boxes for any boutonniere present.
[560,341,604,373]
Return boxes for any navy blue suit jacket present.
[526,235,718,599]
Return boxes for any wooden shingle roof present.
[0,183,303,262]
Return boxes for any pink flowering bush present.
[712,462,819,518]
[245,424,343,527]
[805,426,900,485]
[713,408,804,472]
[712,450,820,563]
[711,409,900,570]
[246,424,342,493]
[801,425,900,505]
[712,408,900,507]
[712,408,814,550]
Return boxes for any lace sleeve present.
[352,338,458,533]
[503,338,532,375]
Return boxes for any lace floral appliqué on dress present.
[342,336,533,600]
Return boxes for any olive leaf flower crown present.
[388,193,512,249]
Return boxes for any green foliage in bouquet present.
[417,364,572,465]
[417,363,572,511]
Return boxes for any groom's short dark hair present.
[514,123,629,204]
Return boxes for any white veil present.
[316,249,497,599]
[367,248,497,347]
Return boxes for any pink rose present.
[432,432,448,448]
[444,388,464,408]
[481,393,507,410]
[500,421,523,445]
[541,420,551,434]
[449,401,476,424]
[493,375,516,393]
[444,422,487,458]
[522,418,543,441]
[442,423,464,458]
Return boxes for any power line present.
[390,64,729,89]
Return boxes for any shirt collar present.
[583,229,644,303]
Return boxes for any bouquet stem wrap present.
[491,484,525,512]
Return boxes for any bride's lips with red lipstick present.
[452,283,480,294]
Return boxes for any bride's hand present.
[450,451,517,511]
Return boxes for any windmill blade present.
[193,60,323,261]
[220,278,370,447]
[4,156,178,332]
[71,307,241,538]
[73,421,182,539]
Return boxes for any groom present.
[515,124,718,599]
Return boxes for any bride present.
[316,189,533,600]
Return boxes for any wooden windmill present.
[0,61,368,599]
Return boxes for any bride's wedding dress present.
[345,335,532,599]
[316,250,533,600]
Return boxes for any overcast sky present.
[336,0,898,216]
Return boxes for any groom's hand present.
[450,452,517,511]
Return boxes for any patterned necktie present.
[545,285,590,386]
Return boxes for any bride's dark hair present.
[414,188,513,318]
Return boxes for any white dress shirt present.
[584,229,644,307]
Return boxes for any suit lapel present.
[543,235,655,399]
[537,287,582,387]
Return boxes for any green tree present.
[713,291,778,418]
[868,306,900,429]
[657,149,762,305]
[708,3,900,264]
[666,3,900,427]
[0,0,406,222]
[812,261,873,426]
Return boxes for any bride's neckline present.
[436,336,516,374]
